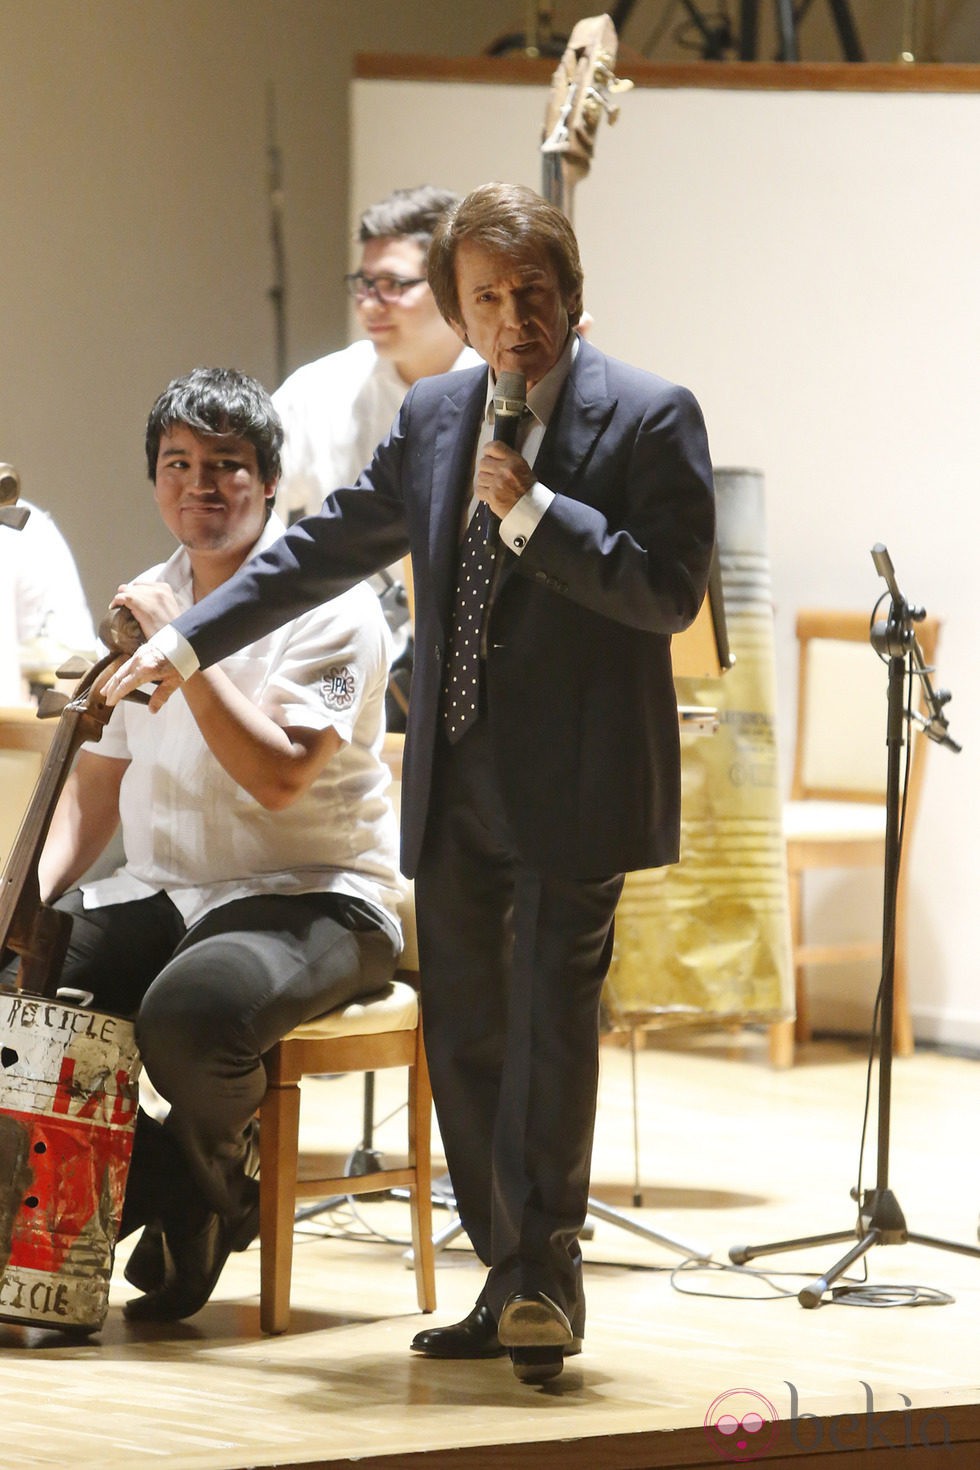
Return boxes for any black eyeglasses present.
[343,272,427,305]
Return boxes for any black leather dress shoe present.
[497,1291,581,1384]
[410,1300,507,1359]
[123,1186,259,1323]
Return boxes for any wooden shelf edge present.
[354,55,980,94]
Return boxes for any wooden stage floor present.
[2,1033,979,1469]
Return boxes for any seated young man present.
[27,366,403,1321]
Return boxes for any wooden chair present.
[257,734,435,1334]
[0,706,54,867]
[768,610,940,1068]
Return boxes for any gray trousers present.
[48,888,397,1223]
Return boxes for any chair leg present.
[259,1078,301,1334]
[768,1017,794,1069]
[407,1018,436,1312]
[787,869,812,1044]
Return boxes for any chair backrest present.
[0,707,55,868]
[0,707,55,756]
[791,608,941,809]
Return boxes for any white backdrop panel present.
[352,77,980,1046]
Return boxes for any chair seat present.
[288,980,418,1041]
[783,799,886,843]
[260,973,434,1333]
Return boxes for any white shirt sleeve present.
[149,623,200,679]
[255,586,392,744]
[499,481,555,553]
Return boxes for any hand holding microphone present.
[485,371,527,548]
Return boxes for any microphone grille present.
[493,371,527,417]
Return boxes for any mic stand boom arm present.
[871,543,960,754]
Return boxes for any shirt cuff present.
[499,482,554,554]
[150,624,200,680]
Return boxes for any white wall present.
[0,0,522,617]
[352,76,980,1047]
[2,0,975,1045]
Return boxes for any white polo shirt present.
[81,516,402,948]
[273,338,480,517]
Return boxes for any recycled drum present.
[0,987,140,1331]
[605,466,793,1027]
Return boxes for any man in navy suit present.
[107,182,715,1382]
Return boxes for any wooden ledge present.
[355,54,980,94]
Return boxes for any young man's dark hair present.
[145,367,284,486]
[357,184,462,267]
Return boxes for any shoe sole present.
[497,1297,574,1348]
[511,1347,566,1384]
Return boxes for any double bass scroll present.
[0,606,146,999]
[540,13,633,222]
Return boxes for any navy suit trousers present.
[415,718,624,1335]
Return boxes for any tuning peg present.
[586,73,633,128]
[55,656,91,680]
[37,690,70,719]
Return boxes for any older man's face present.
[450,240,571,389]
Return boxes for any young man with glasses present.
[272,185,479,522]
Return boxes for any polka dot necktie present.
[442,501,495,742]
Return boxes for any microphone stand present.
[729,544,980,1304]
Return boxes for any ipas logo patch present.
[320,664,356,712]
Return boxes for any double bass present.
[0,612,144,1331]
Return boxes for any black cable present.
[669,1255,866,1301]
[670,1258,952,1308]
[830,1282,954,1307]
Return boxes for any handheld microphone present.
[486,371,527,547]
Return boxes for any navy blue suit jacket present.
[173,338,715,881]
